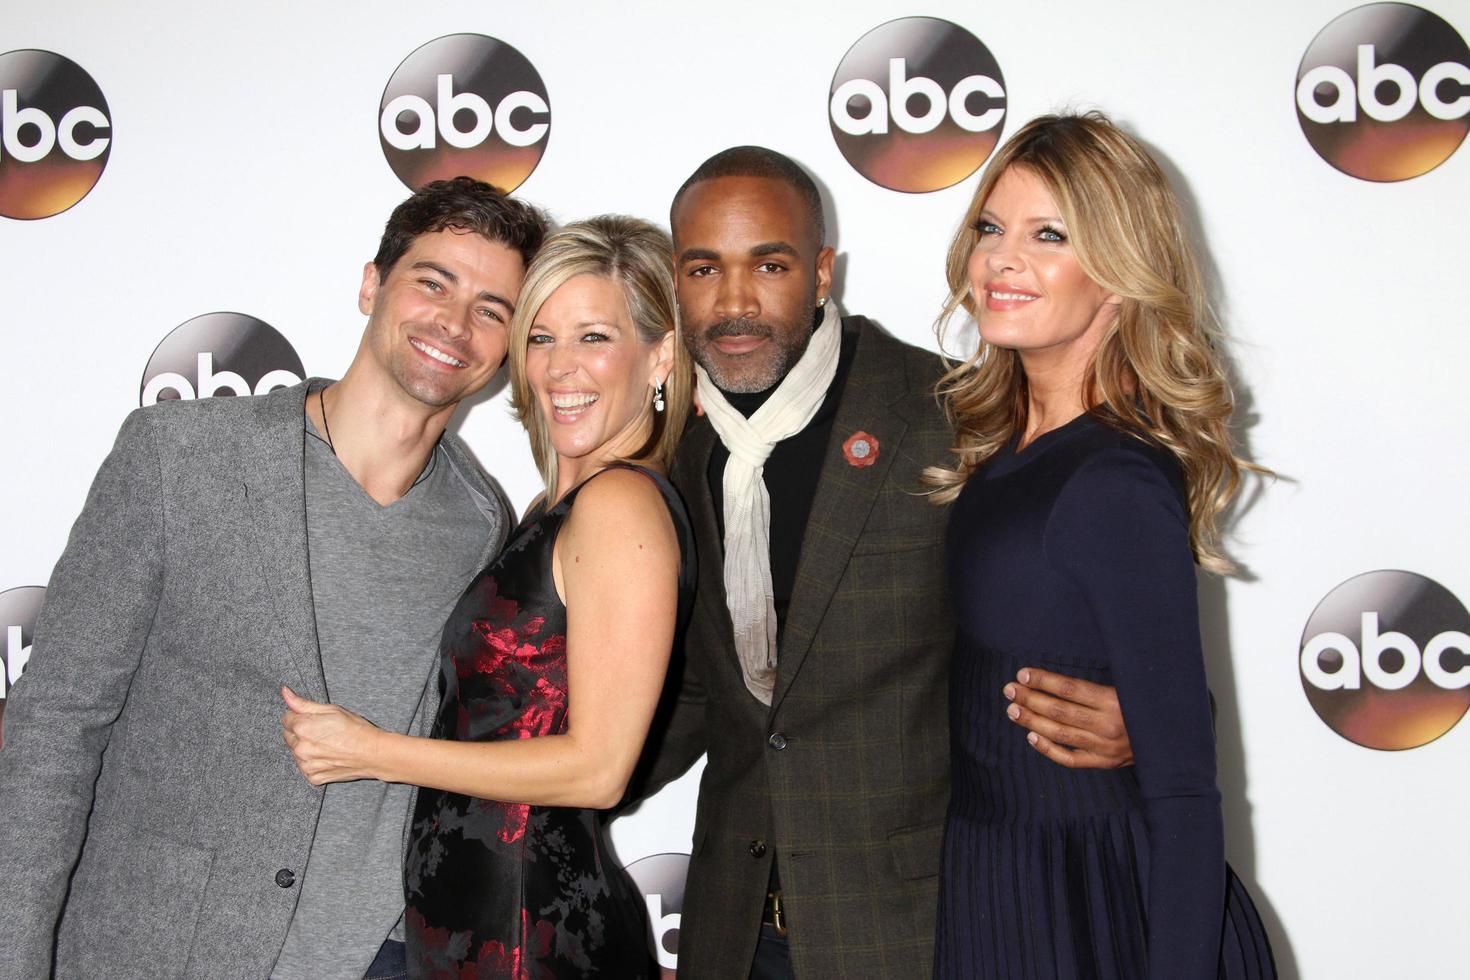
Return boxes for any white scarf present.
[696,300,843,705]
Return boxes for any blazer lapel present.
[773,321,912,711]
[241,382,328,702]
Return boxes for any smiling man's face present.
[672,175,833,394]
[358,227,527,409]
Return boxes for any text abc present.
[143,353,302,406]
[643,893,678,970]
[0,89,109,162]
[831,58,1004,136]
[4,625,30,691]
[1302,612,1470,691]
[381,74,548,150]
[1298,44,1470,123]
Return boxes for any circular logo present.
[623,852,688,976]
[0,49,111,220]
[829,17,1007,193]
[140,313,305,406]
[0,585,46,700]
[1300,570,1470,750]
[379,34,550,193]
[1296,3,1470,181]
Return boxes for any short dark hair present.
[671,146,826,245]
[373,176,548,275]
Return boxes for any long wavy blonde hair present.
[508,215,692,494]
[926,112,1258,573]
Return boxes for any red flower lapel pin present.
[842,431,880,468]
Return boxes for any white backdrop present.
[4,2,1469,976]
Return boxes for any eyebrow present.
[411,260,515,312]
[978,209,1064,225]
[751,241,799,258]
[531,319,623,334]
[677,240,803,264]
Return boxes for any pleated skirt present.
[933,813,1275,979]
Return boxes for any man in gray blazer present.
[636,148,1136,979]
[0,177,546,979]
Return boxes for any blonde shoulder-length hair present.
[926,111,1259,573]
[508,214,692,493]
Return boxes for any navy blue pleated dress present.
[935,412,1274,979]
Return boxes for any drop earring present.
[653,379,665,413]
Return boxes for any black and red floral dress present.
[404,465,693,979]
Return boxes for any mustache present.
[701,319,775,341]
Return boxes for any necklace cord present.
[319,386,336,456]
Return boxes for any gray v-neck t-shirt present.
[272,425,494,980]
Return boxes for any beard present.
[687,313,815,394]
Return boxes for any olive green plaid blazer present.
[641,316,954,979]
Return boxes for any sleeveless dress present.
[935,413,1275,979]
[404,464,695,980]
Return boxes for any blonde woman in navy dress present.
[928,114,1274,978]
[282,216,696,978]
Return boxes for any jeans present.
[749,924,794,980]
[364,938,407,980]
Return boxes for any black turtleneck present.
[706,311,858,643]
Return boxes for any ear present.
[1091,291,1124,332]
[358,261,381,316]
[650,330,677,387]
[814,245,836,304]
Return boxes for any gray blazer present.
[0,381,509,980]
[638,318,954,979]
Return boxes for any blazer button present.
[767,732,788,751]
[275,868,296,888]
[749,839,767,858]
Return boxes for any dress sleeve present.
[1045,448,1224,979]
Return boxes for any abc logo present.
[1,585,46,737]
[1296,3,1469,181]
[0,584,46,743]
[379,34,550,194]
[0,49,111,220]
[140,313,305,407]
[829,17,1007,193]
[1300,570,1470,750]
[623,852,687,976]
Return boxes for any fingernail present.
[1007,704,1020,721]
[1027,732,1039,745]
[1003,684,1016,700]
[1017,669,1031,684]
